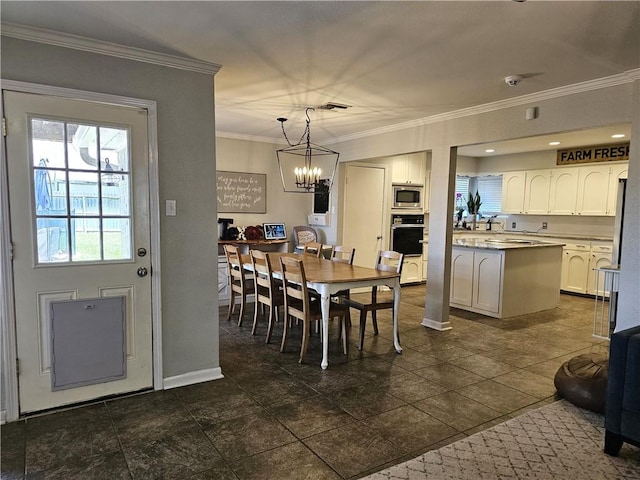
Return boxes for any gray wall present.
[1,37,219,379]
[216,137,312,245]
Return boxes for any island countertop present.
[452,238,565,250]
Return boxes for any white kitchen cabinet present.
[606,163,628,215]
[561,245,590,294]
[422,242,428,281]
[576,165,610,216]
[501,171,526,214]
[471,250,503,314]
[587,244,613,296]
[401,257,423,284]
[549,168,579,215]
[450,248,502,312]
[450,249,474,306]
[450,244,562,318]
[391,153,426,184]
[523,170,551,214]
[423,170,431,213]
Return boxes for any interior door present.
[4,91,153,413]
[343,164,385,268]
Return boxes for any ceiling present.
[2,1,639,155]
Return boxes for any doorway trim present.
[0,80,163,423]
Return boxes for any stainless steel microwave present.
[392,184,423,209]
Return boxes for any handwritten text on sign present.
[216,171,266,213]
[557,143,629,166]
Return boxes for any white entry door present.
[343,164,386,268]
[4,91,153,413]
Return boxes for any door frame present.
[0,80,163,423]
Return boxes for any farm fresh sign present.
[557,142,629,166]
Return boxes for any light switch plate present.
[166,200,177,216]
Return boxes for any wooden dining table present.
[242,253,402,369]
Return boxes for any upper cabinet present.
[576,165,610,215]
[391,153,426,184]
[501,171,527,214]
[549,168,579,215]
[523,170,552,215]
[501,162,628,216]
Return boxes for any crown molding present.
[333,68,640,144]
[216,130,284,145]
[215,69,639,145]
[1,23,221,76]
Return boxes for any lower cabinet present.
[450,248,503,315]
[560,242,613,295]
[561,245,590,294]
[401,257,423,284]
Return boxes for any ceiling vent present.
[317,102,351,110]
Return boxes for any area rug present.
[364,400,640,480]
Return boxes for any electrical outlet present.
[542,222,548,229]
[511,222,516,229]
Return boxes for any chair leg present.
[226,290,235,321]
[358,310,367,350]
[299,320,310,363]
[251,299,260,335]
[372,311,379,335]
[237,291,246,327]
[604,430,624,456]
[280,314,289,353]
[265,304,275,344]
[341,316,349,355]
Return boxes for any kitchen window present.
[455,175,503,215]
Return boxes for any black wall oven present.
[390,214,424,257]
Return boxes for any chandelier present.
[276,108,339,193]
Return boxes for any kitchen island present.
[450,238,564,319]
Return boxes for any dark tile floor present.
[1,286,607,480]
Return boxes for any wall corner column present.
[423,146,457,331]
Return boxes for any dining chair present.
[279,256,349,363]
[341,250,404,350]
[249,250,284,344]
[302,241,324,257]
[292,225,318,251]
[223,244,254,327]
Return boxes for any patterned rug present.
[365,400,640,480]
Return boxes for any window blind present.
[477,175,503,214]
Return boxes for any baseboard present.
[0,409,6,425]
[163,367,224,390]
[422,317,452,331]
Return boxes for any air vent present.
[317,102,351,110]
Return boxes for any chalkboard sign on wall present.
[216,171,267,213]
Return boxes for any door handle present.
[376,235,383,240]
[137,267,148,277]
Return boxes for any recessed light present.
[485,149,495,153]
[611,134,625,139]
[549,141,561,146]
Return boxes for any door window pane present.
[30,117,133,264]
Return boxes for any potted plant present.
[466,190,482,228]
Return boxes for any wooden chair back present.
[224,244,245,293]
[250,249,277,306]
[280,256,309,323]
[302,241,323,257]
[330,245,355,265]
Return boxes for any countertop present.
[452,238,566,250]
[452,229,613,242]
